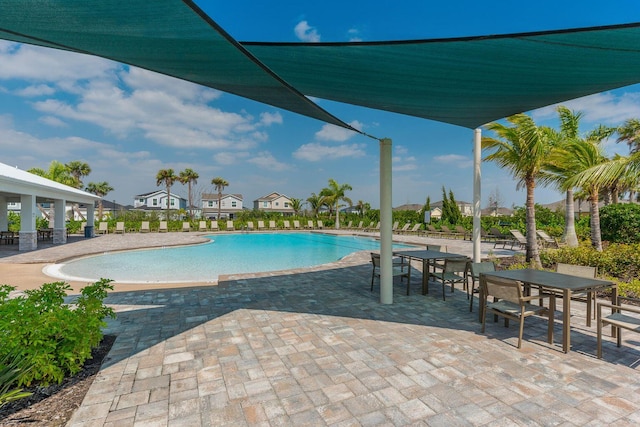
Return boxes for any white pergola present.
[0,162,100,251]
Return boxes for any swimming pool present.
[46,232,414,283]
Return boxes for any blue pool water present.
[48,232,413,283]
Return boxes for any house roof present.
[2,4,640,130]
[393,204,423,211]
[202,193,243,201]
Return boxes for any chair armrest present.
[522,292,554,303]
[598,302,640,315]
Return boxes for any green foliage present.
[600,203,640,244]
[0,353,33,408]
[0,280,115,387]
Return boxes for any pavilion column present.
[85,204,95,237]
[472,128,482,263]
[380,137,393,304]
[53,198,67,244]
[0,196,7,231]
[19,194,37,251]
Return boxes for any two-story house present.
[253,192,295,215]
[201,193,243,219]
[133,190,187,216]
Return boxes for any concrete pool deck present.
[2,231,640,425]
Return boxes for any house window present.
[170,199,175,206]
[153,199,158,206]
[284,202,289,208]
[275,202,279,206]
[231,201,237,207]
[208,201,213,207]
[263,202,268,208]
[139,198,144,203]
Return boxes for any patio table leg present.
[422,259,428,295]
[563,289,571,353]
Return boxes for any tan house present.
[254,192,295,215]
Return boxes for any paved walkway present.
[2,231,640,426]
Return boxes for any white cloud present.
[315,120,362,142]
[39,115,67,127]
[347,28,363,42]
[14,84,55,97]
[247,151,289,171]
[293,143,366,161]
[294,21,321,42]
[214,151,249,165]
[260,111,283,126]
[433,154,473,168]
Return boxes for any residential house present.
[429,200,473,220]
[202,193,243,219]
[133,190,186,216]
[254,192,295,216]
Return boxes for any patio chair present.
[391,221,399,232]
[439,225,457,238]
[158,221,168,232]
[426,224,443,238]
[432,258,469,301]
[397,223,411,234]
[480,274,555,349]
[306,220,314,229]
[345,220,353,229]
[597,296,640,359]
[283,220,291,229]
[269,220,277,230]
[455,225,471,240]
[370,253,411,295]
[246,221,255,231]
[536,230,559,248]
[293,220,301,229]
[140,221,150,233]
[426,244,447,273]
[556,263,597,324]
[114,221,125,234]
[468,261,496,312]
[257,220,265,230]
[97,221,109,234]
[198,221,207,231]
[210,220,219,231]
[406,223,422,234]
[508,230,527,250]
[364,221,375,231]
[354,220,364,230]
[226,220,235,231]
[317,220,324,229]
[182,222,191,232]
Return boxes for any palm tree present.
[85,181,114,220]
[560,126,616,251]
[482,114,552,267]
[540,106,582,247]
[617,118,640,155]
[28,161,76,186]
[156,169,177,220]
[290,198,303,215]
[179,168,199,220]
[306,193,327,218]
[211,177,229,220]
[65,160,91,189]
[320,179,353,229]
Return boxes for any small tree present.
[211,177,229,220]
[85,182,114,220]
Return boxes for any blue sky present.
[1,1,640,209]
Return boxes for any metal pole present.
[473,128,482,263]
[380,138,393,304]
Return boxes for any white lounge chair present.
[97,221,109,234]
[198,220,208,231]
[182,222,191,232]
[140,221,150,233]
[158,221,168,232]
[269,220,277,230]
[293,220,301,229]
[114,221,125,234]
[226,220,235,231]
[210,220,219,231]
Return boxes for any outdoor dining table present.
[393,249,467,295]
[480,268,616,353]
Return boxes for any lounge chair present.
[306,220,314,229]
[140,221,150,233]
[226,220,235,231]
[198,221,208,232]
[439,225,458,238]
[182,222,191,232]
[508,230,527,250]
[97,221,109,234]
[345,220,353,229]
[317,220,324,229]
[258,220,265,230]
[364,221,375,231]
[354,220,364,231]
[455,226,471,240]
[246,221,255,231]
[210,220,219,231]
[406,223,422,234]
[536,230,559,248]
[391,221,399,232]
[425,224,442,237]
[397,223,411,234]
[480,275,555,349]
[269,220,277,230]
[293,220,301,229]
[283,220,291,229]
[158,221,168,233]
[114,221,125,234]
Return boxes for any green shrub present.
[0,353,33,408]
[600,203,640,244]
[0,279,115,387]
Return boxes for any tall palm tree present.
[211,177,229,220]
[65,160,91,189]
[540,106,582,247]
[179,168,199,220]
[320,179,353,229]
[156,168,177,220]
[28,161,76,186]
[85,181,114,220]
[306,193,327,218]
[617,118,640,155]
[290,198,303,215]
[482,114,552,267]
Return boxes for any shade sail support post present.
[473,128,482,263]
[380,138,393,304]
